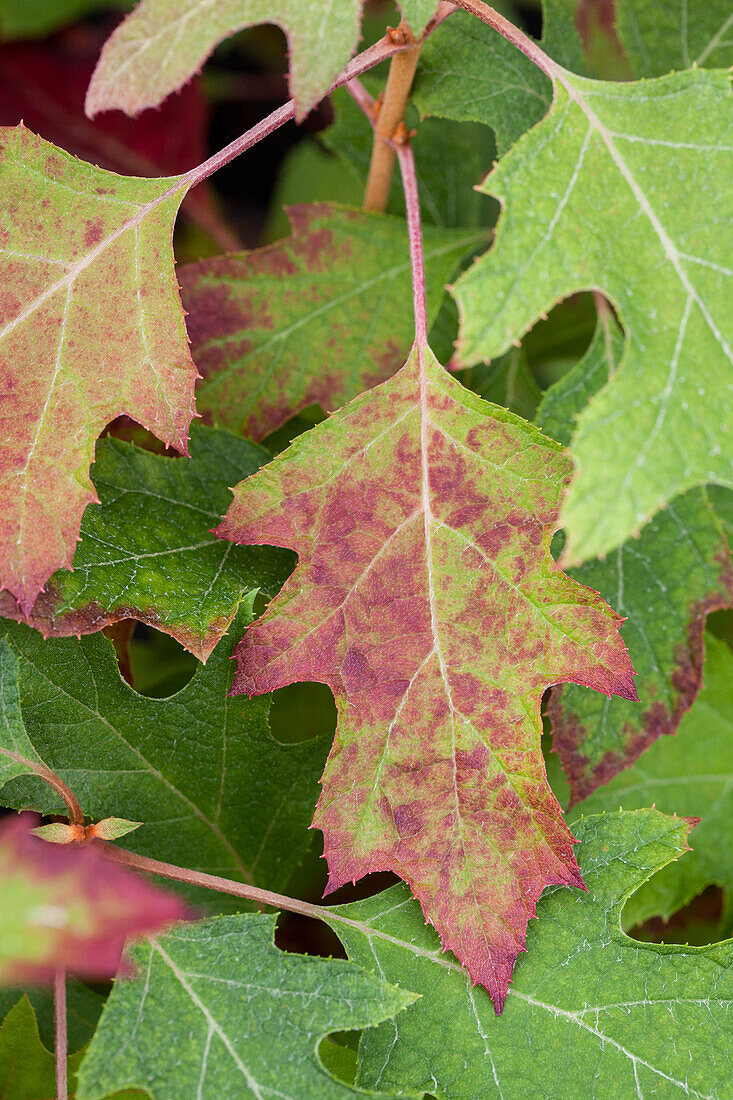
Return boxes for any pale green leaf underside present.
[327,810,733,1099]
[76,914,414,1100]
[455,67,733,564]
[86,0,363,120]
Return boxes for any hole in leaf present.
[707,608,733,650]
[523,292,598,390]
[268,681,337,744]
[625,886,728,946]
[127,623,198,698]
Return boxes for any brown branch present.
[363,23,422,212]
[0,747,84,826]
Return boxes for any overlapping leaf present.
[326,810,733,1098]
[85,0,437,123]
[617,0,733,75]
[180,206,484,439]
[413,3,585,154]
[536,316,732,798]
[0,424,292,660]
[76,913,414,1100]
[0,814,188,984]
[455,65,733,564]
[0,606,328,906]
[566,633,733,930]
[0,126,197,611]
[217,343,635,1010]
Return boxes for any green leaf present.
[0,423,292,660]
[0,126,197,612]
[76,913,415,1100]
[536,310,732,798]
[0,639,44,787]
[0,606,328,907]
[566,634,733,929]
[0,982,105,1055]
[322,87,498,228]
[413,2,584,154]
[325,809,733,1098]
[0,995,144,1099]
[617,0,733,76]
[455,67,733,564]
[0,996,83,1099]
[0,813,189,984]
[457,346,542,421]
[180,205,486,440]
[217,343,635,1010]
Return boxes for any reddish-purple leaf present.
[0,814,190,984]
[180,204,484,440]
[217,345,636,1011]
[0,125,197,612]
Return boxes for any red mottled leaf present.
[217,344,636,1011]
[0,24,220,243]
[0,125,197,612]
[0,813,190,984]
[180,204,484,440]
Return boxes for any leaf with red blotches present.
[0,25,224,248]
[85,0,435,123]
[180,205,485,440]
[217,344,636,1011]
[0,814,190,984]
[0,125,197,612]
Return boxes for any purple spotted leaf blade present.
[217,345,636,1011]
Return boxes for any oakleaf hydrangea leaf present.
[326,809,733,1098]
[0,0,114,39]
[0,813,189,984]
[0,126,197,612]
[0,638,45,788]
[85,0,435,123]
[76,913,415,1100]
[217,344,635,1011]
[537,316,732,799]
[567,633,733,930]
[0,996,86,1099]
[0,606,329,907]
[0,424,292,660]
[413,3,584,154]
[617,0,733,76]
[454,66,733,564]
[180,205,484,440]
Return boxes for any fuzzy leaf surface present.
[326,809,733,1098]
[85,0,434,122]
[218,345,635,1010]
[0,814,188,984]
[0,126,196,611]
[0,424,292,660]
[181,205,484,440]
[0,606,328,906]
[567,634,733,929]
[455,67,733,564]
[76,913,414,1100]
[616,0,733,75]
[537,317,732,799]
